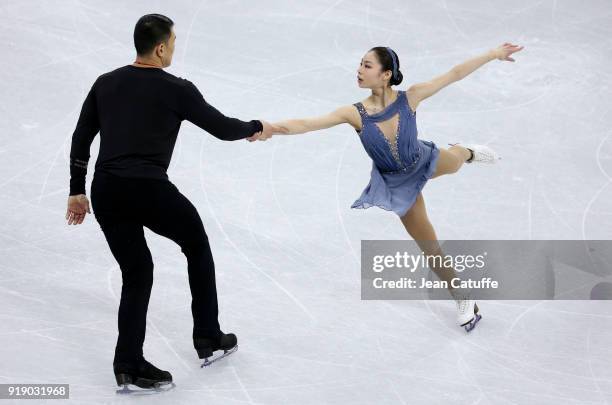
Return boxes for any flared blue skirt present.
[351,139,440,217]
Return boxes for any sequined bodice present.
[354,90,421,174]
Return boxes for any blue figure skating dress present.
[351,90,440,217]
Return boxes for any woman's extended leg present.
[399,192,457,285]
[400,192,480,322]
[430,145,471,179]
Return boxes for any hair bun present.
[392,70,403,86]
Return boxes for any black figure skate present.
[114,358,174,394]
[194,331,238,368]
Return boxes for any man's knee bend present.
[120,260,154,288]
[180,238,210,258]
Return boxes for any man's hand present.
[66,194,91,225]
[492,42,524,62]
[246,121,285,142]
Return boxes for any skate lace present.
[456,299,469,314]
[452,288,471,314]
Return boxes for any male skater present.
[65,13,274,389]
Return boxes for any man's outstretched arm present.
[180,81,262,140]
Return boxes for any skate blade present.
[200,345,238,368]
[462,313,482,333]
[115,381,175,395]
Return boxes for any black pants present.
[91,170,221,364]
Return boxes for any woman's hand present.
[246,121,288,142]
[492,42,524,62]
[66,194,91,225]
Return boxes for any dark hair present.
[369,47,403,86]
[134,14,174,56]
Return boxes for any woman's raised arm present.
[407,43,524,110]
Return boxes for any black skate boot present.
[194,331,238,367]
[114,358,174,393]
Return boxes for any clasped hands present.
[246,121,287,142]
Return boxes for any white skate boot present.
[451,288,482,332]
[448,143,501,164]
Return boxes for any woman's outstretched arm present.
[272,105,357,135]
[407,42,524,109]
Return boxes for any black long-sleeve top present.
[69,65,263,195]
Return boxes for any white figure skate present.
[451,288,482,332]
[448,143,501,164]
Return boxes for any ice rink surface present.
[1,0,612,403]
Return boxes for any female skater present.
[250,43,524,331]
